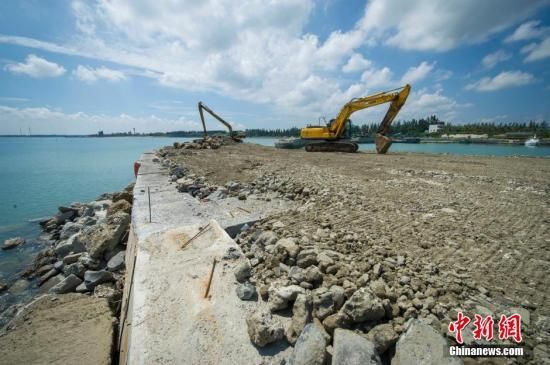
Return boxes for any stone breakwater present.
[0,182,134,363]
[159,139,550,365]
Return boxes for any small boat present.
[275,137,308,149]
[525,135,539,147]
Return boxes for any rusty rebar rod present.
[180,223,211,249]
[147,187,151,223]
[204,258,217,299]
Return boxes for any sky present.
[0,0,549,135]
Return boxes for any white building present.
[428,123,444,134]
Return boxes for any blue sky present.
[0,0,549,134]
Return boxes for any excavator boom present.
[300,84,411,153]
[198,102,244,141]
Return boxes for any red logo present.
[449,312,522,344]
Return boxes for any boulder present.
[84,270,114,289]
[255,231,278,246]
[286,293,313,345]
[341,288,385,323]
[236,282,257,301]
[39,274,66,293]
[78,205,95,217]
[234,260,252,282]
[55,234,86,258]
[322,312,351,335]
[392,319,462,365]
[63,262,86,278]
[39,268,59,285]
[112,191,133,204]
[313,289,336,320]
[79,212,129,259]
[59,222,84,240]
[289,323,328,365]
[75,282,90,293]
[0,281,7,292]
[276,238,300,258]
[76,216,97,226]
[296,249,318,268]
[366,323,399,353]
[268,285,305,311]
[2,237,25,250]
[78,252,102,270]
[54,210,75,225]
[62,252,83,265]
[49,274,82,294]
[246,309,284,347]
[53,260,64,272]
[332,329,381,365]
[107,250,126,271]
[107,199,132,216]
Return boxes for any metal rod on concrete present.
[180,223,211,249]
[204,258,217,299]
[147,187,151,223]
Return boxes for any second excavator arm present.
[198,102,244,141]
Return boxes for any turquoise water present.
[247,137,550,157]
[0,136,190,286]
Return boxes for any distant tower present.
[28,127,31,136]
[133,128,136,135]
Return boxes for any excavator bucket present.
[375,134,392,154]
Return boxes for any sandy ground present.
[0,293,115,365]
[168,142,550,363]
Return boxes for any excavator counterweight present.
[300,84,411,153]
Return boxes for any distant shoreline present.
[1,134,549,146]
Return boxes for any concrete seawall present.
[118,152,293,364]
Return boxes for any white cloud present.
[522,37,550,62]
[0,105,201,134]
[360,67,393,88]
[342,53,371,73]
[359,0,548,51]
[465,71,534,92]
[400,87,471,121]
[481,50,512,68]
[505,20,549,42]
[4,54,65,78]
[73,65,126,83]
[400,61,435,84]
[0,0,545,124]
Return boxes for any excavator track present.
[304,141,359,153]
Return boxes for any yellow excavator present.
[300,84,411,153]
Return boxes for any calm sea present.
[0,136,548,285]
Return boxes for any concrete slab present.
[119,153,293,365]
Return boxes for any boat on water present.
[525,135,539,147]
[275,137,308,149]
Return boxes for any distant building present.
[98,131,104,136]
[427,122,445,134]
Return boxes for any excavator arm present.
[198,102,244,141]
[300,84,411,153]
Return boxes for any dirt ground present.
[167,142,549,363]
[0,293,115,365]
